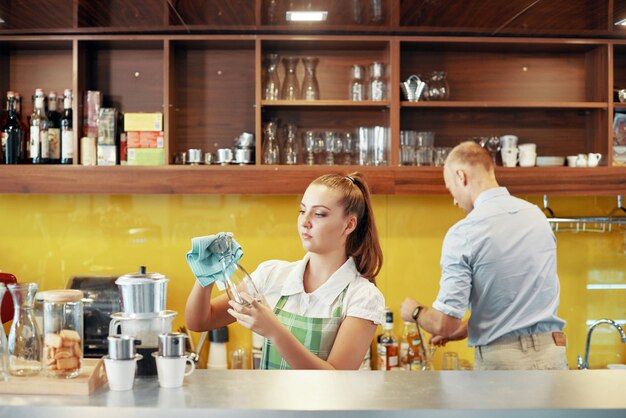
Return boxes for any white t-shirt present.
[250,253,385,325]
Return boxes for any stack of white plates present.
[536,156,565,167]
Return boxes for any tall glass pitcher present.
[301,56,320,100]
[8,282,42,376]
[0,283,8,381]
[280,56,300,100]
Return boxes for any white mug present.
[518,143,537,154]
[500,147,519,167]
[519,152,537,167]
[154,354,195,388]
[566,155,578,167]
[104,354,142,391]
[499,135,519,149]
[587,153,602,167]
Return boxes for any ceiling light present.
[285,11,328,22]
[0,17,4,24]
[615,18,626,26]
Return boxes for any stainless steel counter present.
[0,370,625,418]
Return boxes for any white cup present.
[518,143,537,153]
[576,153,588,167]
[587,152,602,167]
[104,354,142,391]
[519,152,537,167]
[500,134,519,149]
[567,155,578,167]
[500,147,519,167]
[154,354,195,388]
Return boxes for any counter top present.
[0,369,625,418]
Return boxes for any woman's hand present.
[227,293,282,339]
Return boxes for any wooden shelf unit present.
[0,1,625,195]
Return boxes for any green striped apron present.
[260,287,348,370]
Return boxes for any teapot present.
[575,153,588,167]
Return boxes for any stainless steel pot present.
[108,335,138,360]
[115,266,169,317]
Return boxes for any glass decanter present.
[262,121,280,164]
[8,282,42,376]
[0,284,8,381]
[301,56,320,100]
[350,65,366,101]
[280,56,300,100]
[369,62,386,101]
[263,53,281,101]
[207,233,261,308]
[283,123,300,165]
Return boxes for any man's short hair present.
[446,141,494,173]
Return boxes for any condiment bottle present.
[43,289,84,378]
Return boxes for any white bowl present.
[536,156,565,167]
[607,363,626,370]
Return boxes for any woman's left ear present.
[345,215,357,235]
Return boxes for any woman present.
[185,172,384,370]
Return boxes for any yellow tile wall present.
[0,193,624,370]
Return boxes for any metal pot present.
[115,266,169,317]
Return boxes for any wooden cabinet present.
[1,0,626,195]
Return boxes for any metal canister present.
[108,335,137,360]
[158,332,187,357]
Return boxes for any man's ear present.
[456,169,468,186]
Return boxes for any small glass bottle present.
[369,62,386,101]
[8,282,43,376]
[301,56,320,101]
[30,88,49,164]
[60,89,74,164]
[350,65,366,101]
[43,289,84,379]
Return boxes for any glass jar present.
[43,289,83,378]
[280,56,300,100]
[263,53,281,101]
[425,71,450,101]
[301,56,320,100]
[369,62,386,101]
[8,282,42,376]
[350,65,366,101]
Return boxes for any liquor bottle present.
[403,321,427,371]
[30,89,49,164]
[2,95,21,164]
[14,93,28,163]
[377,309,399,371]
[60,89,73,165]
[0,92,14,164]
[46,91,61,164]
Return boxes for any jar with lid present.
[369,62,386,101]
[350,65,366,101]
[43,289,84,378]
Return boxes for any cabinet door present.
[260,37,392,166]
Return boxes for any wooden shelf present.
[0,165,624,196]
[401,101,608,109]
[261,100,390,108]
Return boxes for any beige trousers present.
[474,332,568,370]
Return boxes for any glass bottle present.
[350,65,366,101]
[8,282,43,376]
[370,0,383,23]
[377,309,399,370]
[369,62,386,101]
[43,289,83,379]
[300,56,320,101]
[283,123,300,165]
[0,283,8,381]
[404,321,427,371]
[263,54,281,101]
[280,56,300,101]
[60,89,73,164]
[46,91,61,164]
[15,93,28,163]
[3,96,22,164]
[30,88,49,164]
[262,121,280,164]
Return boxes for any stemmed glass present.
[302,130,317,165]
[342,132,356,165]
[324,131,338,165]
[283,123,300,165]
[263,121,280,164]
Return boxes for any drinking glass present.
[400,131,417,166]
[342,132,356,165]
[281,57,300,100]
[442,351,459,370]
[301,57,320,100]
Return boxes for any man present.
[401,141,568,370]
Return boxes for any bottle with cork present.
[377,308,399,370]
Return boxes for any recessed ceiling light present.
[286,11,328,22]
[615,18,626,26]
[0,17,5,24]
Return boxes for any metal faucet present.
[577,319,626,369]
